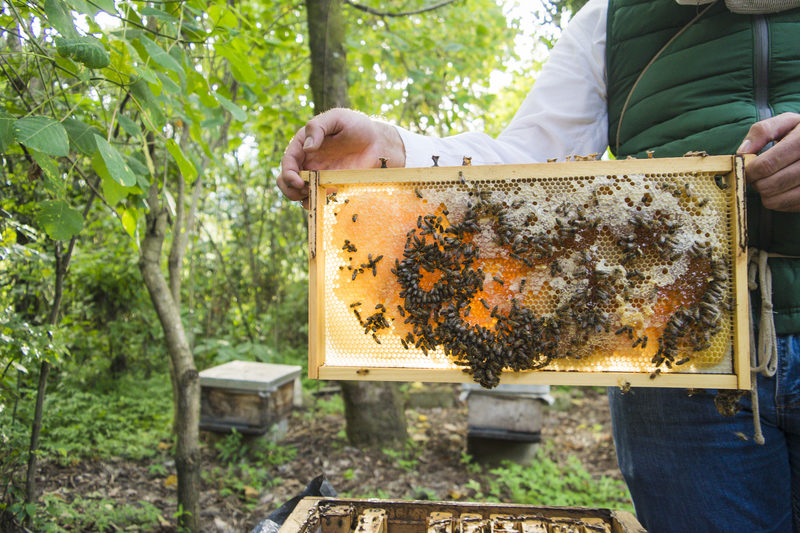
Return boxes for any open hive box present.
[280,497,645,533]
[305,155,750,390]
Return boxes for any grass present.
[467,443,633,512]
[32,495,164,533]
[1,373,175,530]
[2,373,174,464]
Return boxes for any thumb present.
[738,113,800,154]
[303,131,317,151]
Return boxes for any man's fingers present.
[738,112,800,154]
[745,116,800,184]
[303,110,347,153]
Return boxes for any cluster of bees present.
[334,176,730,389]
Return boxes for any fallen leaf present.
[164,474,177,488]
[157,441,172,450]
[243,485,259,499]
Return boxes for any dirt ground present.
[35,384,621,532]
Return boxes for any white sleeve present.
[397,0,609,168]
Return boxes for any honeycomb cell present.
[319,168,736,387]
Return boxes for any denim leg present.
[777,334,800,532]
[608,334,800,533]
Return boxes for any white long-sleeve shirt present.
[397,0,609,167]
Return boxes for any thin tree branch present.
[344,0,458,17]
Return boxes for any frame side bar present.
[308,171,322,379]
[733,155,751,390]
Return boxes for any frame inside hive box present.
[303,155,750,390]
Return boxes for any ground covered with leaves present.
[21,383,630,532]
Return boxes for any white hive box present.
[199,361,302,435]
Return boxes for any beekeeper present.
[278,2,800,531]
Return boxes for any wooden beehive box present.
[199,361,301,435]
[279,497,645,533]
[305,155,750,390]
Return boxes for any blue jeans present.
[608,333,800,533]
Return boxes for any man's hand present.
[738,112,800,212]
[277,108,406,208]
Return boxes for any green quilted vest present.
[606,0,800,333]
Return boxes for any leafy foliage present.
[0,0,587,526]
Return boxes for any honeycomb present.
[315,161,738,388]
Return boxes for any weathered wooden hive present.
[304,155,750,390]
[280,498,645,533]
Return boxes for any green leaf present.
[14,116,69,157]
[62,117,100,155]
[125,153,149,175]
[117,115,141,137]
[30,150,65,197]
[121,207,138,239]
[129,79,165,129]
[156,71,181,95]
[0,111,15,153]
[36,200,83,241]
[217,43,256,85]
[214,93,246,122]
[45,0,78,37]
[166,139,197,183]
[140,6,178,23]
[100,171,128,206]
[93,134,136,186]
[56,36,110,69]
[139,37,184,76]
[207,4,238,29]
[66,0,95,15]
[90,0,116,14]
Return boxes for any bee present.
[356,368,370,375]
[462,156,472,166]
[414,188,423,199]
[619,381,632,394]
[480,299,490,309]
[649,369,661,379]
[431,155,440,167]
[493,276,504,285]
[352,214,358,223]
[641,335,648,349]
[379,157,388,168]
[397,305,406,317]
[350,302,361,308]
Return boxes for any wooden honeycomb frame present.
[304,155,750,390]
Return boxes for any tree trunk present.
[25,187,96,525]
[306,0,350,112]
[305,0,408,448]
[341,381,408,446]
[139,200,200,532]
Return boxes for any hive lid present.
[199,361,302,392]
